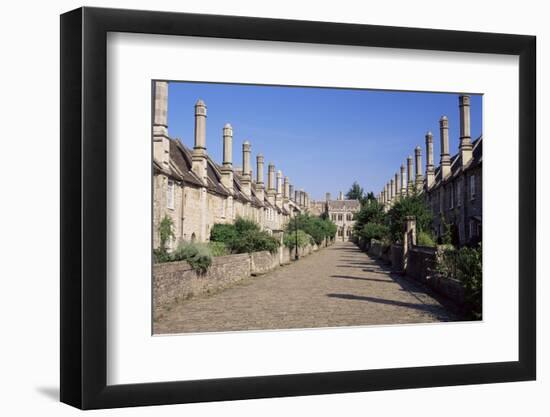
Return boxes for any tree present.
[353,199,386,234]
[387,194,433,243]
[286,214,337,245]
[158,215,175,251]
[346,181,364,201]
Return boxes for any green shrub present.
[359,222,389,241]
[208,241,229,257]
[229,229,280,254]
[286,214,337,245]
[210,223,237,244]
[436,244,482,319]
[284,229,313,249]
[210,218,280,254]
[417,231,436,247]
[387,194,433,243]
[158,215,175,251]
[172,241,213,273]
[153,248,172,264]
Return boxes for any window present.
[470,175,476,200]
[338,228,343,237]
[469,220,476,238]
[338,214,343,221]
[346,213,353,221]
[331,213,336,221]
[449,183,454,209]
[439,190,443,213]
[457,179,462,207]
[167,179,175,209]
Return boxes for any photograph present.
[152,81,483,335]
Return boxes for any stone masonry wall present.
[154,241,323,318]
[153,253,250,316]
[250,251,280,275]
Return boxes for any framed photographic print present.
[60,6,536,409]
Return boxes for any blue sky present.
[166,81,482,200]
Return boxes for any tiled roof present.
[432,135,482,187]
[327,199,361,211]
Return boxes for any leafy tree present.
[158,215,175,251]
[346,181,364,201]
[358,222,390,242]
[364,191,376,203]
[286,214,337,245]
[387,193,433,243]
[283,230,313,249]
[353,200,386,234]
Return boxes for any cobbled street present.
[154,241,457,334]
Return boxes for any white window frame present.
[166,179,175,210]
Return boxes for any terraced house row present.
[152,81,312,250]
[378,95,482,246]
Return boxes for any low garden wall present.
[251,250,280,275]
[153,253,251,314]
[390,244,404,272]
[360,240,465,305]
[154,242,323,316]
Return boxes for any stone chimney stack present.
[338,191,344,200]
[415,146,423,191]
[395,172,400,199]
[267,162,276,205]
[284,176,290,204]
[153,81,170,170]
[407,156,414,195]
[255,154,264,201]
[459,95,473,167]
[439,116,451,179]
[241,141,252,196]
[326,192,331,202]
[289,184,294,201]
[220,123,234,192]
[400,164,406,195]
[294,189,299,204]
[276,170,283,208]
[191,99,208,183]
[390,178,395,202]
[425,131,435,189]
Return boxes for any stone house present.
[311,192,360,241]
[153,81,309,250]
[378,94,482,247]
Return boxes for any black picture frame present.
[60,6,536,410]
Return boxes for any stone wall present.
[250,251,280,275]
[154,243,322,317]
[390,244,404,272]
[153,253,251,315]
[406,246,437,281]
[405,246,465,304]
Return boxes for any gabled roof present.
[432,135,482,187]
[327,199,361,211]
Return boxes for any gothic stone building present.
[311,192,360,241]
[153,81,311,250]
[378,95,482,247]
